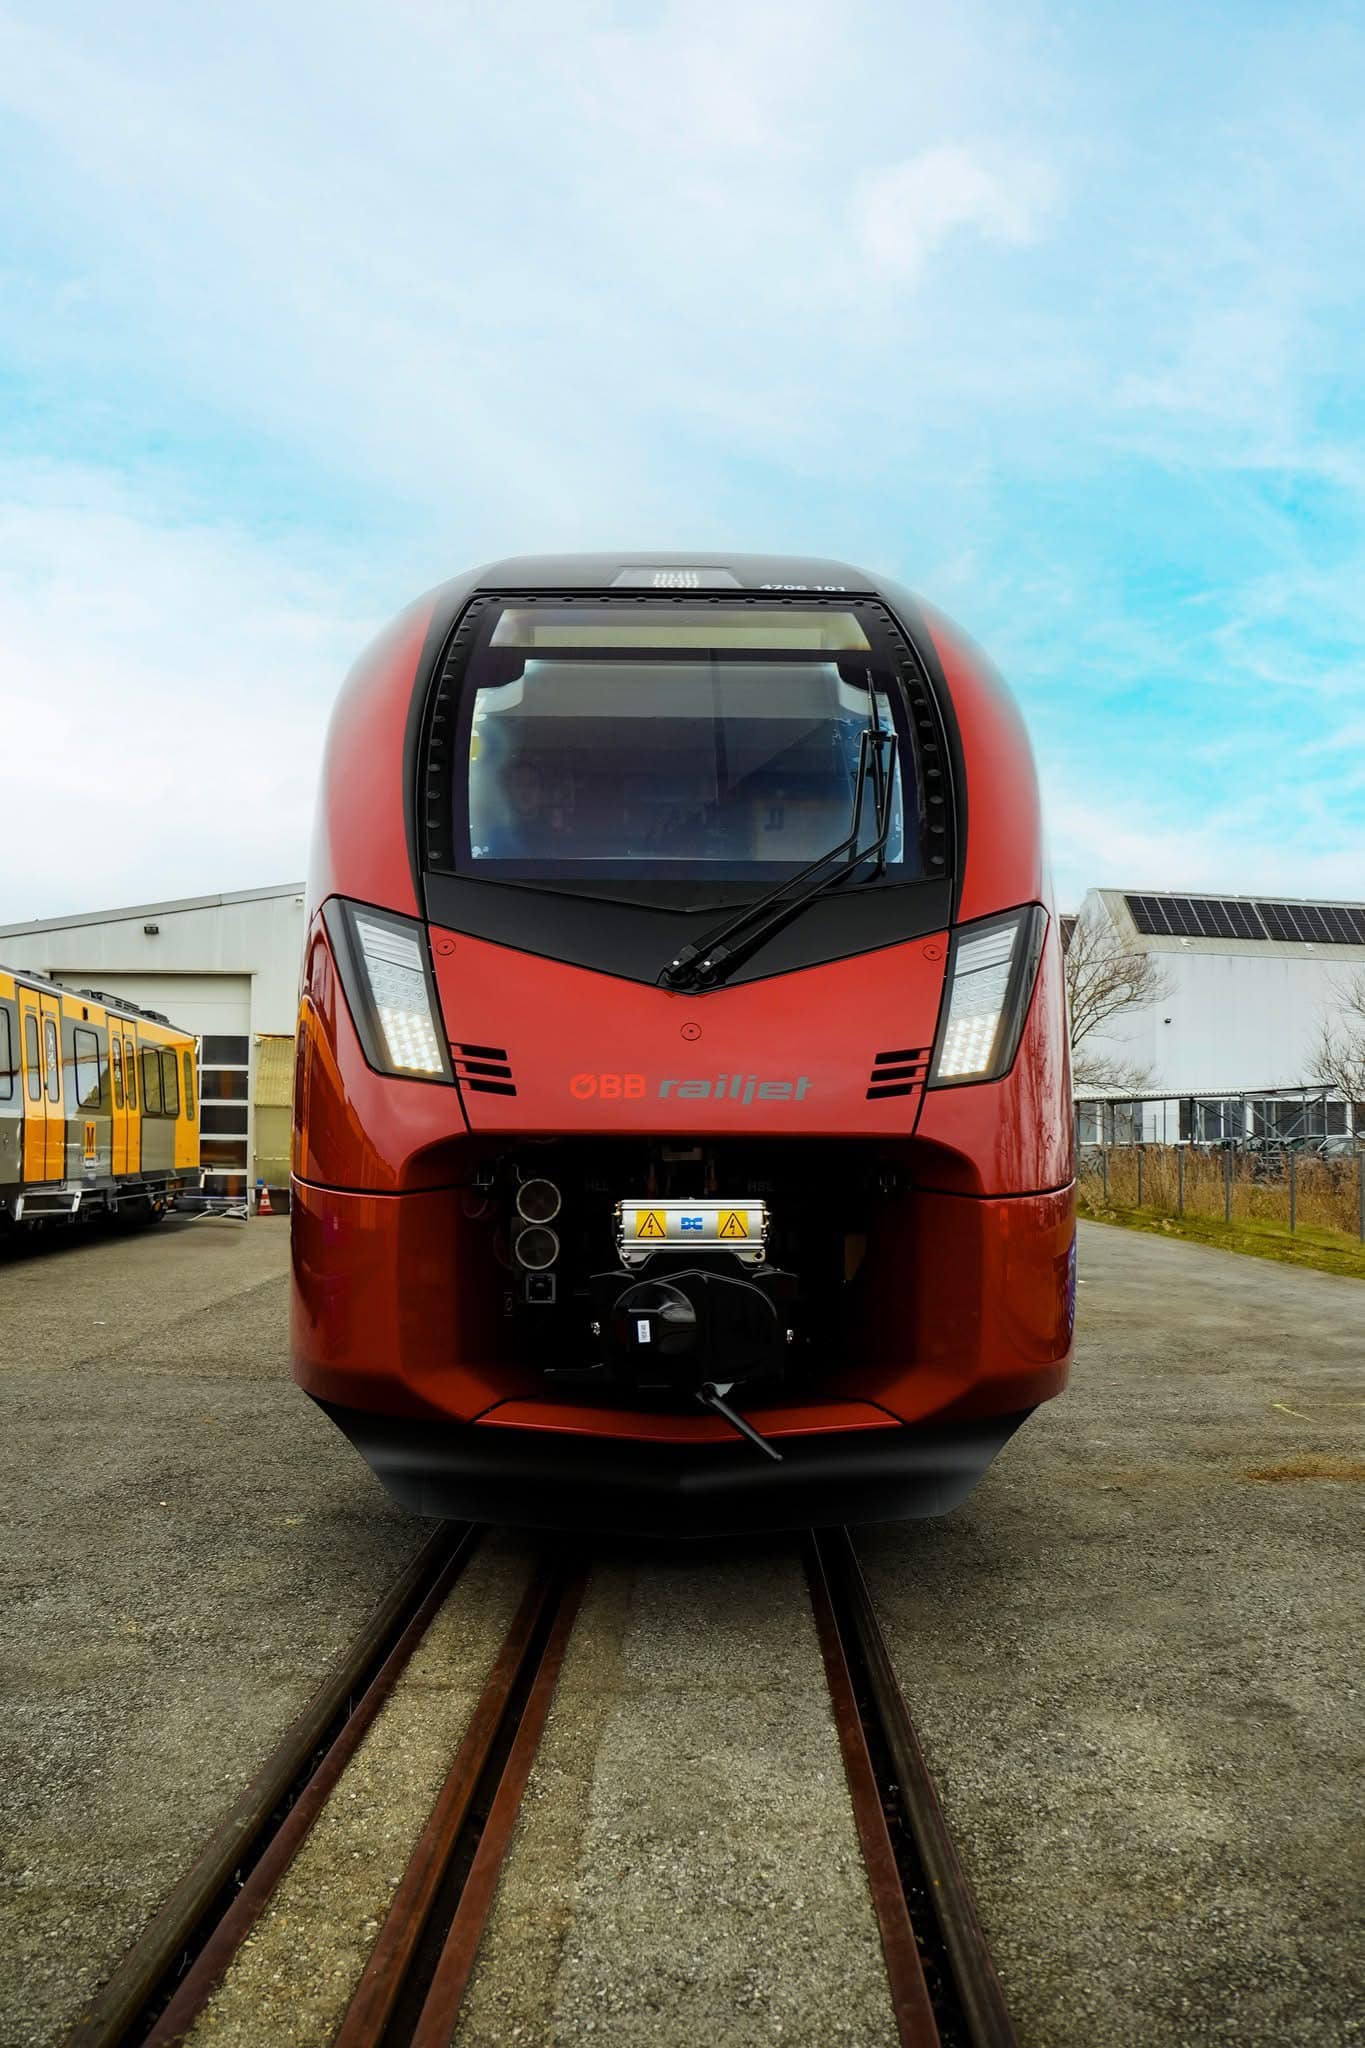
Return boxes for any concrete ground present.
[859,1220,1364,2047]
[3,1215,1361,2048]
[0,1217,424,2048]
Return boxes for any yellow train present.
[0,965,200,1227]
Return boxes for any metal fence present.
[1074,1087,1362,1152]
[1077,1143,1365,1242]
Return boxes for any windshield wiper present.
[659,720,899,992]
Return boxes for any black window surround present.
[415,591,960,987]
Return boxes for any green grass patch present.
[1077,1197,1365,1280]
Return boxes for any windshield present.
[453,603,925,884]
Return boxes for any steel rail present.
[63,1520,472,2048]
[805,1534,941,2047]
[812,1527,1020,2048]
[141,1525,480,2047]
[330,1562,564,2047]
[409,1565,589,2048]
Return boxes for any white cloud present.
[0,463,373,921]
[853,144,1057,282]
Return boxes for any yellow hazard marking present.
[636,1209,667,1239]
[83,1122,97,1161]
[718,1209,749,1239]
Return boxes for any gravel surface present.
[454,1547,898,2048]
[185,1531,538,2048]
[0,1218,425,2048]
[858,1219,1365,2048]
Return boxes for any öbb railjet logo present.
[569,1072,814,1105]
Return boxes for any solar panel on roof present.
[1125,893,1364,945]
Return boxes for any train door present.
[110,1028,128,1176]
[124,1030,141,1174]
[40,992,64,1179]
[16,986,51,1182]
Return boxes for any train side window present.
[111,1035,124,1110]
[25,1015,41,1100]
[44,1017,60,1103]
[161,1048,180,1116]
[73,1026,102,1108]
[182,1050,196,1120]
[125,1037,138,1110]
[142,1046,162,1115]
[0,1009,12,1101]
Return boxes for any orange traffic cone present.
[258,1183,274,1216]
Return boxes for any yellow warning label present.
[718,1209,748,1239]
[635,1209,667,1239]
[83,1122,97,1161]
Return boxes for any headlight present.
[324,899,453,1081]
[928,906,1048,1087]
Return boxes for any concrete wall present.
[0,886,307,1035]
[1076,889,1363,1092]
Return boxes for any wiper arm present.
[659,725,899,991]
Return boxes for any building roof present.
[1091,889,1365,963]
[0,882,305,940]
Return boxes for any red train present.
[292,555,1074,1535]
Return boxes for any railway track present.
[67,1526,1014,2048]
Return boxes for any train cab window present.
[142,1046,162,1115]
[25,1015,41,1100]
[111,1035,124,1110]
[183,1050,196,1120]
[161,1048,180,1116]
[44,1018,60,1103]
[125,1037,137,1110]
[451,604,922,886]
[0,1009,12,1101]
[73,1027,102,1109]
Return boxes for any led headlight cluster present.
[325,900,453,1082]
[929,906,1048,1087]
[352,916,445,1074]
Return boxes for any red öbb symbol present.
[570,1073,646,1099]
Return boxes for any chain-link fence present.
[1077,1143,1365,1240]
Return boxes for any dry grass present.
[1079,1145,1365,1234]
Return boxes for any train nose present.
[429,927,948,1134]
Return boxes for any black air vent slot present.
[452,1042,517,1096]
[866,1046,930,1100]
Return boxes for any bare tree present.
[1312,970,1365,1104]
[1064,907,1172,1092]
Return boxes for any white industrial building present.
[0,883,306,1201]
[1072,888,1365,1143]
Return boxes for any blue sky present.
[1,0,1362,919]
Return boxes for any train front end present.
[291,555,1074,1535]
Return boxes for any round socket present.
[514,1223,560,1271]
[516,1177,562,1224]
